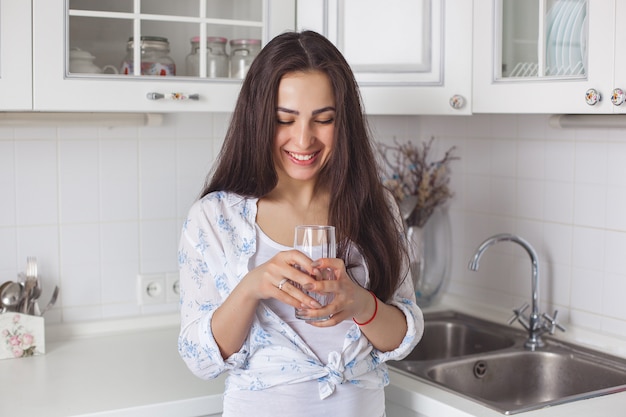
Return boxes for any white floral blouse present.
[178,191,424,400]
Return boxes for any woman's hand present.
[242,249,325,310]
[300,257,408,352]
[212,249,324,358]
[294,257,374,325]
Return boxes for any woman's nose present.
[294,121,314,147]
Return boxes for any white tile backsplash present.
[100,138,139,222]
[15,140,58,225]
[0,114,220,323]
[574,183,607,228]
[543,180,574,223]
[545,140,575,182]
[517,140,545,179]
[574,141,608,184]
[516,178,544,220]
[59,140,100,223]
[1,112,626,341]
[407,114,626,340]
[0,142,16,226]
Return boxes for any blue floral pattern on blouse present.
[178,191,423,400]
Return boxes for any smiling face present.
[273,70,336,186]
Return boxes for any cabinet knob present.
[612,88,626,106]
[449,95,465,110]
[585,89,601,106]
[146,92,200,101]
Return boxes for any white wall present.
[2,112,626,344]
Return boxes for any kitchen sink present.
[389,310,626,414]
[398,311,516,362]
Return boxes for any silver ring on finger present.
[277,278,289,291]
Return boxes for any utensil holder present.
[0,312,45,359]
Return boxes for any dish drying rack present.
[508,60,585,78]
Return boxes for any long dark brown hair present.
[202,30,406,302]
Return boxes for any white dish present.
[545,0,561,44]
[561,0,584,73]
[568,1,586,74]
[553,0,576,74]
[546,0,564,74]
[580,14,588,73]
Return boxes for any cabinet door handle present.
[449,95,466,110]
[585,88,601,106]
[611,88,625,106]
[146,92,200,101]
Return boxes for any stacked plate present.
[545,0,587,76]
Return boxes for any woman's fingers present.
[300,258,373,325]
[275,278,322,308]
[263,251,325,308]
[254,251,368,319]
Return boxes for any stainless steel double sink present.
[389,310,626,414]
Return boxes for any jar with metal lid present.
[185,36,229,78]
[121,36,176,76]
[229,39,261,79]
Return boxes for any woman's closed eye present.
[276,117,334,125]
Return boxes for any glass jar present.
[121,36,176,76]
[185,36,229,77]
[229,39,261,79]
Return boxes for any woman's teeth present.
[289,152,316,161]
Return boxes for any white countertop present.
[0,316,225,417]
[1,297,626,417]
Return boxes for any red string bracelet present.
[353,290,378,326]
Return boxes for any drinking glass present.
[293,225,336,321]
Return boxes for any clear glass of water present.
[293,225,336,321]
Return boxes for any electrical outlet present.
[165,272,180,304]
[137,274,166,305]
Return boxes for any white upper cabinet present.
[297,0,473,115]
[0,0,32,110]
[27,0,294,112]
[473,0,625,114]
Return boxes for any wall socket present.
[137,273,179,305]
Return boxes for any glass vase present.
[406,207,452,307]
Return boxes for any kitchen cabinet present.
[25,0,294,112]
[296,0,472,115]
[0,0,32,110]
[473,0,626,114]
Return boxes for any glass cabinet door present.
[473,0,617,114]
[67,0,266,79]
[499,0,587,81]
[32,0,294,112]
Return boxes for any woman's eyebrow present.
[276,106,336,116]
[276,106,298,115]
[312,106,336,115]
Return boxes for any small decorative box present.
[0,313,45,360]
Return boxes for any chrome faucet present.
[468,233,565,351]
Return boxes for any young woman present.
[178,30,423,417]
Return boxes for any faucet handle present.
[542,310,566,335]
[508,303,529,325]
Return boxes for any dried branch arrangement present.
[377,136,459,228]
